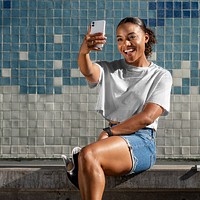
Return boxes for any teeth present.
[124,49,134,53]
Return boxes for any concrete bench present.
[0,160,200,200]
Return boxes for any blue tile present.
[149,2,157,10]
[181,53,190,60]
[46,70,53,77]
[191,10,199,18]
[166,2,173,9]
[191,53,198,60]
[63,69,70,77]
[54,69,62,77]
[28,70,36,77]
[80,77,87,86]
[46,78,53,85]
[183,2,190,9]
[46,61,53,69]
[20,69,27,77]
[3,1,11,9]
[3,61,10,68]
[191,70,198,78]
[157,19,164,26]
[28,86,36,94]
[54,86,62,94]
[11,78,19,85]
[37,78,45,85]
[166,10,173,18]
[182,87,190,95]
[20,77,27,85]
[46,86,54,94]
[174,2,182,10]
[157,10,165,18]
[63,78,70,85]
[183,11,191,18]
[149,19,156,26]
[37,62,45,70]
[173,86,181,94]
[20,86,28,94]
[191,2,198,9]
[37,70,45,77]
[182,78,190,86]
[157,2,165,9]
[71,78,79,85]
[174,53,181,60]
[139,1,147,9]
[191,62,198,69]
[37,86,45,94]
[1,77,10,85]
[28,77,37,85]
[114,1,122,9]
[174,10,182,18]
[90,1,98,9]
[182,35,190,44]
[191,79,198,86]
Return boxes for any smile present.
[124,48,136,54]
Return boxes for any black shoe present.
[61,147,81,189]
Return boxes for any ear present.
[144,33,149,43]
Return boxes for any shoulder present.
[151,62,172,79]
[148,63,173,87]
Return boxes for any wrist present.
[103,127,113,137]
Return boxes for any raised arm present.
[78,27,107,83]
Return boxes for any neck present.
[125,59,151,67]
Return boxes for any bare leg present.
[78,136,132,200]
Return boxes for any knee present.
[78,146,98,171]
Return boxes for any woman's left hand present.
[98,131,109,140]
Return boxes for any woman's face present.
[116,22,149,66]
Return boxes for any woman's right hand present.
[79,26,107,55]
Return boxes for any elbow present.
[142,115,155,127]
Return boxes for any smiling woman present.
[62,17,173,200]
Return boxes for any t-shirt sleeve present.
[146,71,173,116]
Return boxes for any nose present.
[125,39,131,46]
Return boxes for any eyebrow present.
[116,32,137,38]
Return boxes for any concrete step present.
[0,160,200,200]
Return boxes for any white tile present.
[19,51,28,60]
[173,78,182,86]
[54,77,63,86]
[181,60,190,69]
[53,60,63,69]
[71,68,84,77]
[54,34,63,43]
[2,69,11,77]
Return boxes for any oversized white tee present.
[88,59,172,130]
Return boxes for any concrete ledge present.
[0,163,200,200]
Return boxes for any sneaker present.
[61,146,81,189]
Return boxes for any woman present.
[63,17,172,200]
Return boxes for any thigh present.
[82,136,133,176]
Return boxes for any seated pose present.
[62,17,172,200]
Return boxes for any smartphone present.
[90,20,106,49]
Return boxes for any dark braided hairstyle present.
[117,17,156,58]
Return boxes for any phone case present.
[91,20,106,49]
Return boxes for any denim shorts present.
[121,128,156,175]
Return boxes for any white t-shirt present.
[89,59,172,130]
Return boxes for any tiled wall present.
[0,0,199,159]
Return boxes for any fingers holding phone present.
[80,20,106,54]
[86,32,107,50]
